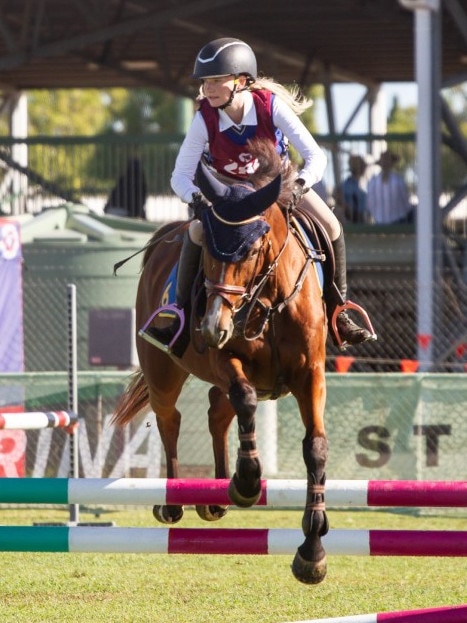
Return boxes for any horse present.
[112,139,329,584]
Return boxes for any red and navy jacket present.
[199,89,287,180]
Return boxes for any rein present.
[241,208,317,340]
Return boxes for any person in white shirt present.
[152,38,375,350]
[367,150,412,224]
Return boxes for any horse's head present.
[196,159,283,349]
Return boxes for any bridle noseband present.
[204,279,248,312]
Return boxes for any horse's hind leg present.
[195,386,236,522]
[151,401,185,524]
[145,368,188,525]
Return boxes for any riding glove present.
[292,178,309,206]
[189,192,211,220]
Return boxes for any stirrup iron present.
[331,300,377,351]
[138,304,185,353]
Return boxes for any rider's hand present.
[189,192,211,220]
[292,178,309,206]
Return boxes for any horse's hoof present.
[152,504,184,524]
[228,476,261,508]
[195,504,229,522]
[291,550,327,585]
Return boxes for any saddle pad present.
[293,219,324,290]
[158,262,178,317]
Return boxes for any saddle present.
[291,205,335,289]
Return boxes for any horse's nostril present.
[217,330,229,348]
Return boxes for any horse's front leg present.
[226,370,262,507]
[291,374,329,585]
[195,385,236,522]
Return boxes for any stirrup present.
[331,300,377,351]
[138,304,185,353]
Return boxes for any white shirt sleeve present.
[272,96,327,188]
[170,111,209,203]
[170,95,328,202]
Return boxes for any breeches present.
[300,187,341,241]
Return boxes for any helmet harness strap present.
[217,77,239,110]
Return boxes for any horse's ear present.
[195,161,229,203]
[236,173,282,220]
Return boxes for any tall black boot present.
[175,230,202,308]
[327,227,374,349]
[144,229,201,350]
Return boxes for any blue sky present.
[316,82,418,133]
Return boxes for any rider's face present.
[201,75,236,107]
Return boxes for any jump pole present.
[0,527,466,555]
[278,603,467,623]
[1,478,465,508]
[0,411,77,430]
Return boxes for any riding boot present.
[146,229,201,347]
[175,229,202,307]
[326,227,374,348]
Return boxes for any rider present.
[150,37,376,350]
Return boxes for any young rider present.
[152,37,376,350]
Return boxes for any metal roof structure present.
[0,0,465,96]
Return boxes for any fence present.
[1,132,465,224]
[0,371,466,484]
[1,133,466,371]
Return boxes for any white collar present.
[218,91,257,131]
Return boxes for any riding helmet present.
[192,38,257,80]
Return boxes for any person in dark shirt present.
[105,157,147,219]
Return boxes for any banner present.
[0,219,25,476]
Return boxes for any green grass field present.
[0,506,465,623]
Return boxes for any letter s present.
[356,425,391,468]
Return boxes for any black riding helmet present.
[193,37,257,80]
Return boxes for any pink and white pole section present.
[1,527,466,556]
[279,603,467,622]
[0,478,466,508]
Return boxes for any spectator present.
[104,157,147,219]
[366,150,412,224]
[335,154,369,223]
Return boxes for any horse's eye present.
[247,246,261,261]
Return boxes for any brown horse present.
[113,140,329,584]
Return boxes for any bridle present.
[203,206,316,341]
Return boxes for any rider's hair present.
[250,76,313,116]
[196,75,313,117]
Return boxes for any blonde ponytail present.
[250,76,313,116]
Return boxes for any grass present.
[0,506,465,623]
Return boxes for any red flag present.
[401,359,419,373]
[335,356,355,373]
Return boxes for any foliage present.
[23,89,181,194]
[441,85,467,193]
[385,97,417,188]
[28,90,110,136]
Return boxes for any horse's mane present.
[246,138,296,208]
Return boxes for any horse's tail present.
[112,369,149,427]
